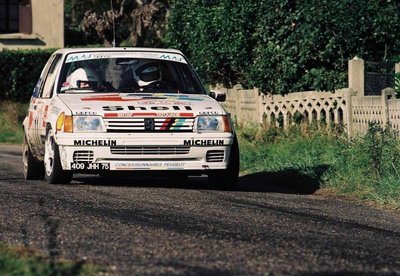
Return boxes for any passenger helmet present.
[66,68,99,89]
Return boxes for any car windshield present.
[58,51,206,94]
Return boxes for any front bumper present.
[55,132,234,172]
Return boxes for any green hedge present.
[166,0,400,94]
[0,49,54,102]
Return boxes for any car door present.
[30,54,62,156]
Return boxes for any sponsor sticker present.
[138,100,191,106]
[51,106,61,116]
[199,111,218,115]
[65,52,187,64]
[115,162,185,170]
[74,140,117,146]
[74,111,97,115]
[104,112,194,118]
[183,139,224,146]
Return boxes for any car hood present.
[58,93,225,117]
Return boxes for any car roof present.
[53,47,184,56]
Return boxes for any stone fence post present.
[348,57,364,96]
[381,88,396,127]
[233,84,242,125]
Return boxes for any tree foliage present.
[166,0,400,94]
[65,0,170,47]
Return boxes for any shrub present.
[0,49,54,102]
[166,0,400,94]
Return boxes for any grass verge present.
[238,123,400,210]
[0,101,26,144]
[322,124,400,208]
[0,242,99,275]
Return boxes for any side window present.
[32,78,42,98]
[32,55,55,98]
[39,54,62,98]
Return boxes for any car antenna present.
[110,0,116,47]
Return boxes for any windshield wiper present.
[115,86,182,94]
[59,87,116,94]
[141,87,182,93]
[115,88,143,93]
[59,88,96,93]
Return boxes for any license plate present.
[71,162,110,170]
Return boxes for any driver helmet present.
[66,68,99,89]
[132,60,161,87]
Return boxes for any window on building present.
[0,0,31,34]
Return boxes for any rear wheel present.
[44,129,72,184]
[208,135,240,190]
[22,135,44,180]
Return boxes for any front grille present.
[206,150,224,162]
[111,146,191,155]
[104,118,145,131]
[73,151,94,162]
[104,117,194,132]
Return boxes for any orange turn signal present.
[223,115,232,132]
[64,115,73,132]
[56,113,73,132]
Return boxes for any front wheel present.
[22,135,44,180]
[44,129,72,184]
[208,135,240,190]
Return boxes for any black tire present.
[22,135,45,180]
[208,135,240,190]
[44,129,72,184]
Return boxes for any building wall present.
[0,0,64,50]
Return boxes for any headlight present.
[73,116,106,132]
[196,115,232,132]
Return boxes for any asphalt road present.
[1,144,400,275]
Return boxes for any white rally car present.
[22,48,239,187]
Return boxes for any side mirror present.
[209,91,226,102]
